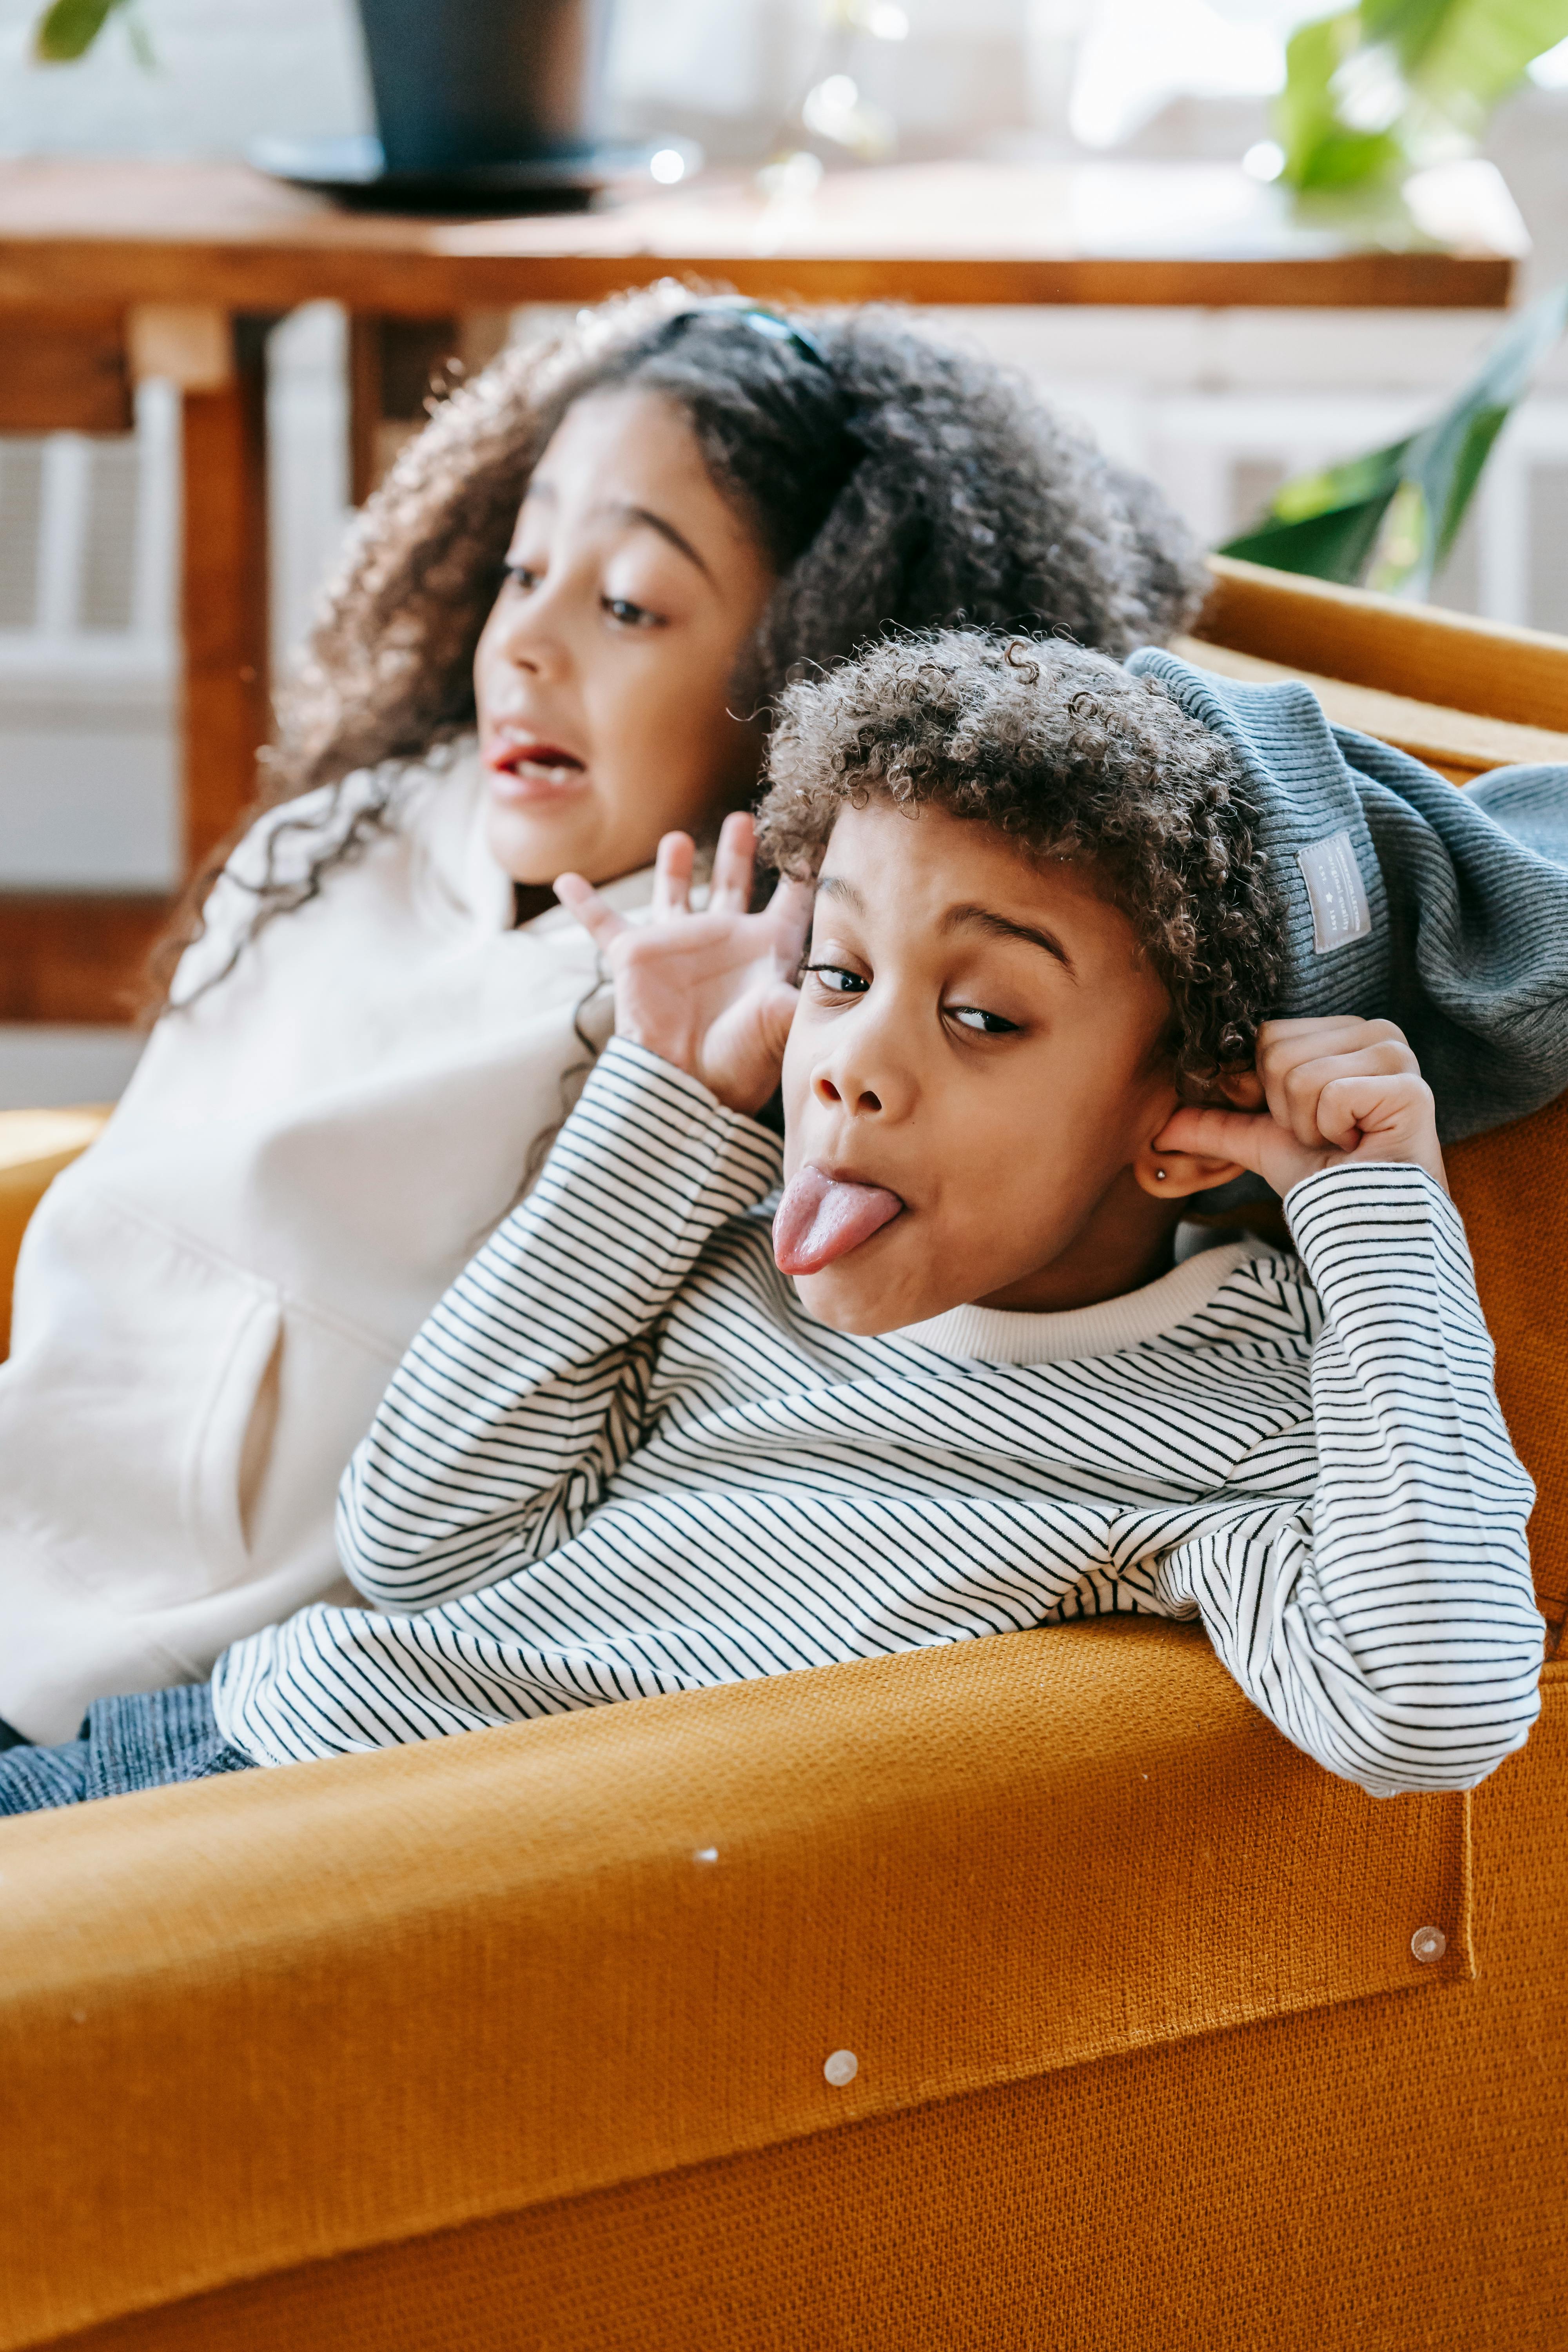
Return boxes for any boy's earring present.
[1154,1167,1167,1181]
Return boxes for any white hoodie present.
[0,747,649,1741]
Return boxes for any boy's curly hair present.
[154,285,1207,1005]
[756,631,1283,1082]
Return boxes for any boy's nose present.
[811,1014,916,1122]
[814,1072,883,1116]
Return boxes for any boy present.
[0,634,1547,1809]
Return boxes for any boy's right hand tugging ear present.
[556,812,815,1116]
[1156,1015,1449,1198]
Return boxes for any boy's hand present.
[1155,1016,1448,1198]
[556,813,813,1116]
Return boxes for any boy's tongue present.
[773,1163,902,1276]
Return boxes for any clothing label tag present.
[1298,831,1372,955]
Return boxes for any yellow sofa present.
[1,564,1565,2351]
[0,1108,109,1359]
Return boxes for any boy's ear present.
[1134,1061,1256,1201]
[1216,1065,1265,1112]
[1132,1140,1248,1202]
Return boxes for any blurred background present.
[2,0,1566,1102]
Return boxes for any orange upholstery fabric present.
[1448,1094,1568,1641]
[0,1110,107,1358]
[1195,553,1568,732]
[31,1670,1560,2352]
[0,1622,1472,2350]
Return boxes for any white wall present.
[0,0,373,154]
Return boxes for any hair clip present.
[657,301,832,376]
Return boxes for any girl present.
[0,287,1205,1745]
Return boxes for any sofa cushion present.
[0,1620,1469,2350]
[1447,1089,1568,1636]
[0,1109,107,1359]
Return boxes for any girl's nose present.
[493,585,566,676]
[497,615,551,674]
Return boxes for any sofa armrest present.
[0,1620,1473,2350]
[0,1106,109,1358]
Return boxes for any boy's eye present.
[602,595,664,629]
[948,1004,1020,1036]
[804,963,868,996]
[505,563,542,591]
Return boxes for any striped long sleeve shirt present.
[212,1038,1545,1797]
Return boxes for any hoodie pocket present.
[183,1287,284,1593]
[1,1181,295,1613]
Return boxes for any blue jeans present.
[0,1684,255,1815]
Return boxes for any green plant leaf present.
[1365,477,1432,592]
[1270,437,1413,523]
[1218,280,1568,597]
[1410,0,1568,121]
[1360,0,1464,75]
[1275,8,1412,192]
[1221,495,1402,585]
[31,0,122,60]
[1298,125,1406,191]
[1430,401,1507,554]
[1276,13,1373,189]
[1275,1,1568,194]
[1384,282,1568,591]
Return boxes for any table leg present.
[179,316,274,877]
[347,312,512,506]
[0,895,170,1025]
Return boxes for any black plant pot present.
[252,0,691,211]
[357,0,611,176]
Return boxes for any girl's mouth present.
[486,735,588,802]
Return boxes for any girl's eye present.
[602,595,664,629]
[505,562,542,592]
[804,963,868,997]
[949,1005,1020,1036]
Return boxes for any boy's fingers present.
[1315,1069,1434,1153]
[1156,1103,1270,1173]
[1257,1018,1413,1127]
[757,979,800,1061]
[554,871,628,951]
[1274,1041,1422,1146]
[617,912,760,979]
[1257,1024,1365,1110]
[1258,1016,1379,1047]
[1314,1074,1376,1153]
[651,831,695,919]
[1257,1016,1409,1054]
[708,811,755,915]
[769,875,815,977]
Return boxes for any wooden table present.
[0,154,1527,1024]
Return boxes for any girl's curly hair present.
[156,284,1207,1002]
[756,630,1283,1083]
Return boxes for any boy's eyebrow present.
[943,903,1077,976]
